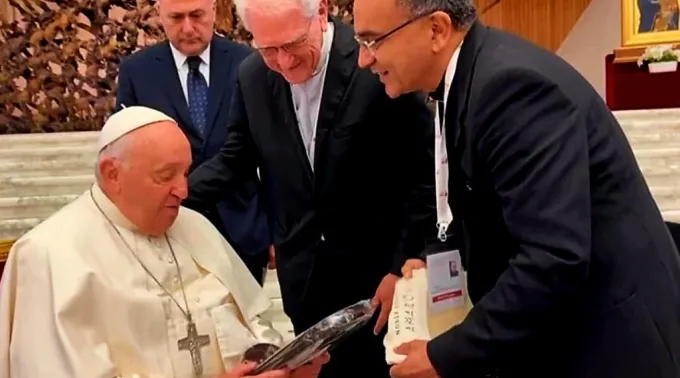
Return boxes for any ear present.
[318,0,329,17]
[429,11,453,53]
[98,158,122,192]
[318,0,329,32]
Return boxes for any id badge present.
[425,235,465,314]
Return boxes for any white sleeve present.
[247,313,285,348]
[7,241,117,378]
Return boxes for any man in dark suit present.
[353,0,680,377]
[115,0,272,284]
[667,221,680,250]
[183,0,436,376]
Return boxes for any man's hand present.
[218,361,289,378]
[389,340,438,378]
[371,273,399,335]
[268,245,276,269]
[290,352,330,378]
[401,259,426,279]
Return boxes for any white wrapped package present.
[384,268,473,364]
[383,269,431,364]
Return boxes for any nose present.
[276,49,297,69]
[357,48,375,69]
[173,178,188,200]
[180,17,194,34]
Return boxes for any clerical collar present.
[90,183,139,232]
[313,22,334,77]
[169,41,212,71]
[429,43,462,103]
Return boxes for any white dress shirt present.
[290,23,335,169]
[169,42,212,103]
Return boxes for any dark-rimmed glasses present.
[354,12,431,56]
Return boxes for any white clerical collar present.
[443,42,462,108]
[313,21,334,77]
[90,183,139,232]
[169,41,212,70]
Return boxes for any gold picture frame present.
[621,0,680,46]
[0,239,13,262]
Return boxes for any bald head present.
[97,119,192,236]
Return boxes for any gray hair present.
[94,134,132,185]
[396,0,477,29]
[233,0,320,30]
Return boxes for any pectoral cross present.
[178,320,211,377]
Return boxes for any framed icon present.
[622,0,680,46]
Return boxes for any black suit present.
[667,222,680,250]
[115,37,272,283]
[186,19,435,377]
[427,22,680,377]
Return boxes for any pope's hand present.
[389,340,438,378]
[371,273,399,334]
[218,361,289,378]
[290,352,330,378]
[401,259,426,279]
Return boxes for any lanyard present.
[434,100,454,242]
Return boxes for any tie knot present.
[187,56,202,72]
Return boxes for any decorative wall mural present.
[0,0,354,134]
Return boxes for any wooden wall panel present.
[476,0,504,29]
[475,0,592,52]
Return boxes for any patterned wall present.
[0,0,354,134]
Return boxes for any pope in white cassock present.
[0,107,328,378]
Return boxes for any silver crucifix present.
[178,320,211,377]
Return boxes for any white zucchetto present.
[98,106,176,151]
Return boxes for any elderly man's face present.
[353,0,434,98]
[103,121,191,236]
[158,0,215,56]
[246,1,328,84]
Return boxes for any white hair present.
[233,0,321,30]
[94,134,132,185]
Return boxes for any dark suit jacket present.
[185,19,435,323]
[666,222,680,250]
[115,36,271,256]
[427,21,680,377]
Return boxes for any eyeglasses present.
[354,13,430,56]
[255,19,314,58]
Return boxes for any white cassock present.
[0,184,284,378]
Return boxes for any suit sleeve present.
[389,93,437,276]
[3,241,117,378]
[427,68,591,376]
[114,57,138,111]
[185,76,260,212]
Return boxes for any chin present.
[282,68,312,85]
[179,41,206,55]
[384,84,404,99]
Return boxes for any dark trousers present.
[240,248,269,285]
[319,321,390,378]
[290,259,391,378]
[204,206,269,285]
[290,312,390,378]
